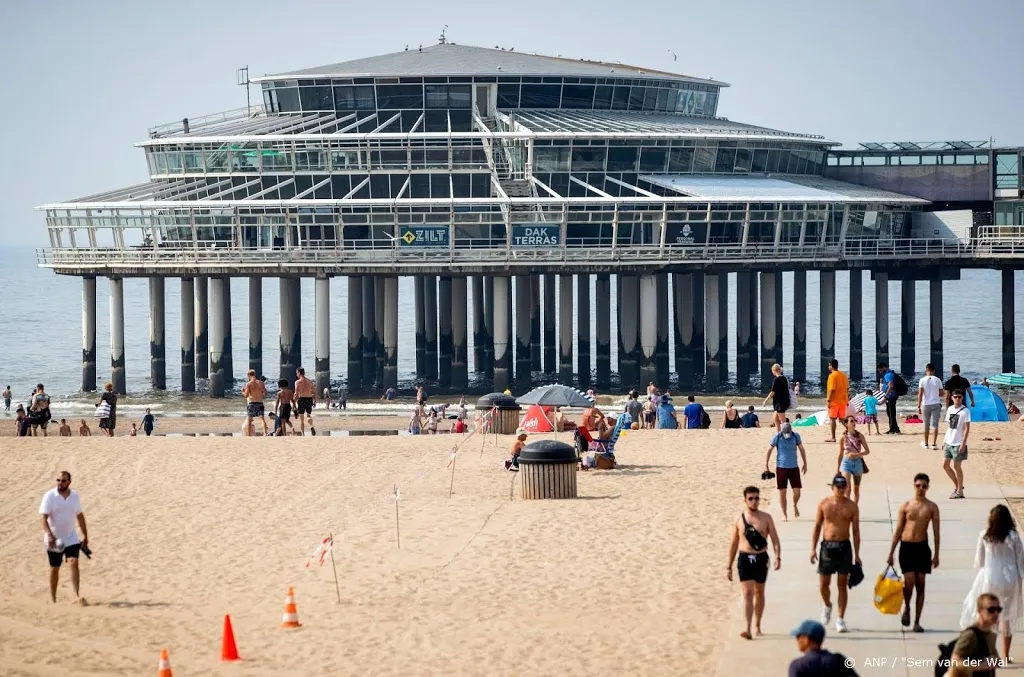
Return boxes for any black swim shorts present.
[817,540,853,576]
[296,398,314,415]
[246,402,265,418]
[46,544,81,568]
[737,551,770,584]
[898,539,933,575]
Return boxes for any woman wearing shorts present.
[762,364,791,431]
[836,416,871,505]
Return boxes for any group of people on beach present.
[240,368,320,436]
[406,387,469,435]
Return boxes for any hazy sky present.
[3,0,1022,245]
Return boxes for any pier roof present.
[254,43,727,87]
[639,175,929,204]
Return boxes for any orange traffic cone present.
[279,586,302,628]
[221,614,241,661]
[157,648,173,677]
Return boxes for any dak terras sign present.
[511,225,560,247]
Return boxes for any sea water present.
[2,245,1021,414]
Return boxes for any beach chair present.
[577,426,609,453]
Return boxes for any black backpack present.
[892,371,909,397]
[936,627,986,677]
[700,408,711,429]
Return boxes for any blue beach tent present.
[966,385,1009,422]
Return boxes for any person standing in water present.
[887,473,941,633]
[2,385,10,412]
[726,485,781,640]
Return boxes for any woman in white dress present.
[960,504,1024,662]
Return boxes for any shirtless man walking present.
[241,369,269,436]
[886,472,940,632]
[727,485,781,639]
[293,368,317,436]
[810,475,861,633]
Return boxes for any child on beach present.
[861,389,881,435]
[129,423,138,437]
[275,379,296,436]
[78,419,91,436]
[408,409,421,435]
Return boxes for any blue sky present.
[3,0,1021,245]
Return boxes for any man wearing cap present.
[764,422,808,521]
[788,620,856,676]
[810,475,861,634]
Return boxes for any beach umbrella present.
[989,373,1024,388]
[515,385,594,408]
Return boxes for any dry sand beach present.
[1,420,1023,675]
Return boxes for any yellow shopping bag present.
[873,566,903,615]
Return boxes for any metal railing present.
[148,105,266,139]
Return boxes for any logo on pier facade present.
[399,226,449,247]
[511,225,560,247]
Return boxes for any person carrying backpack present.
[938,592,1001,677]
[788,620,858,676]
[877,362,906,435]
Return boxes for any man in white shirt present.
[39,471,89,604]
[916,363,944,450]
[942,390,971,500]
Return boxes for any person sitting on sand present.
[506,431,528,471]
[581,403,604,431]
[450,417,466,434]
[722,401,742,429]
[1009,402,1021,416]
[741,406,760,428]
[58,419,71,437]
[409,409,422,435]
[267,412,281,436]
[78,420,91,436]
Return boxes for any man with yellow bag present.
[810,475,861,633]
[885,472,941,632]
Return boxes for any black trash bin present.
[518,440,578,500]
[475,393,521,435]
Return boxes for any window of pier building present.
[827,152,990,167]
[995,201,1024,226]
[262,76,720,117]
[996,153,1021,190]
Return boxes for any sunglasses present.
[986,606,1003,614]
[55,479,68,484]
[953,395,963,399]
[746,496,761,502]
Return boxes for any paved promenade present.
[715,438,1024,677]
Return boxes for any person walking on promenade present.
[293,367,317,435]
[960,505,1024,663]
[241,369,269,437]
[952,593,1003,676]
[764,422,808,521]
[877,362,901,435]
[886,473,940,632]
[917,363,944,450]
[810,475,861,633]
[40,471,89,605]
[825,360,850,443]
[945,363,975,409]
[97,382,117,437]
[763,364,791,431]
[726,486,781,640]
[943,389,971,499]
[835,416,870,505]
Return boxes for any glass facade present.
[262,75,719,118]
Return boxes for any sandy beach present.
[2,417,1023,675]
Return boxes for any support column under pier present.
[930,279,943,377]
[718,273,729,384]
[248,277,263,379]
[493,276,511,392]
[374,277,386,385]
[208,276,228,398]
[414,276,426,377]
[482,276,494,375]
[472,276,485,373]
[792,270,807,385]
[452,277,468,389]
[280,277,302,383]
[595,274,611,388]
[347,277,363,391]
[735,272,752,381]
[531,276,542,371]
[149,277,166,390]
[423,275,438,382]
[515,275,532,385]
[819,271,836,382]
[180,278,195,392]
[693,272,706,380]
[383,276,399,390]
[618,274,640,390]
[543,273,556,373]
[438,276,453,388]
[759,271,779,390]
[361,277,376,389]
[195,277,208,379]
[901,280,916,375]
[109,277,126,395]
[875,272,890,369]
[704,274,722,390]
[639,274,658,388]
[82,277,97,392]
[1004,270,1016,374]
[315,277,331,393]
[558,274,574,385]
[849,270,863,380]
[578,273,591,387]
[222,279,233,384]
[656,272,670,387]
[673,273,696,390]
